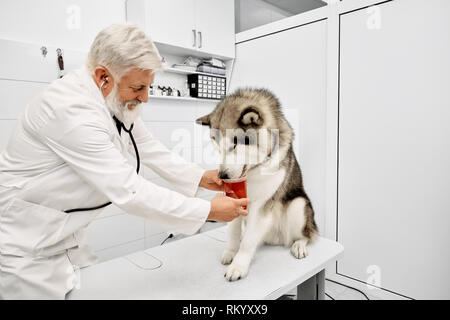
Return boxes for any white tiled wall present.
[0,79,48,149]
[0,80,47,119]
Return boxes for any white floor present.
[323,281,380,300]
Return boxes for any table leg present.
[316,269,325,300]
[296,269,325,300]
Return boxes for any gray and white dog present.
[196,88,318,281]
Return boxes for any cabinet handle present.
[192,29,197,47]
[198,31,202,49]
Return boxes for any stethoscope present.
[64,76,141,213]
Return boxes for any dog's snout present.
[218,170,229,180]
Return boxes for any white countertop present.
[67,226,343,300]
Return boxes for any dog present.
[196,88,318,281]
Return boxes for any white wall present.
[0,1,220,262]
[235,0,450,300]
[337,0,450,300]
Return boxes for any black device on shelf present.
[187,74,226,100]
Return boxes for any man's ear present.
[93,66,114,96]
[196,113,212,126]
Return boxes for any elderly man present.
[0,24,249,299]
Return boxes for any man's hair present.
[87,24,163,78]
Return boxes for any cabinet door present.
[338,0,450,299]
[128,0,196,50]
[195,0,235,58]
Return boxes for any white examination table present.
[66,226,344,300]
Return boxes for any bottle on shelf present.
[183,79,190,97]
[157,85,163,96]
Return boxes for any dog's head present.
[196,88,292,179]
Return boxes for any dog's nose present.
[218,170,229,180]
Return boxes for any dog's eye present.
[227,136,238,152]
[244,136,250,145]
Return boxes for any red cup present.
[223,176,247,209]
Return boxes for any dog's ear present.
[238,107,263,127]
[196,113,211,126]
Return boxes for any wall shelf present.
[148,95,221,103]
[163,66,226,78]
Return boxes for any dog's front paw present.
[221,250,237,265]
[224,262,248,281]
[290,239,308,259]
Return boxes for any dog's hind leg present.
[224,214,273,281]
[286,197,315,259]
[221,216,243,265]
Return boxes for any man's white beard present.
[104,85,142,128]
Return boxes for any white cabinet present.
[338,0,450,299]
[126,0,235,59]
[0,0,126,52]
[127,0,196,51]
[194,0,235,58]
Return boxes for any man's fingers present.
[211,170,222,185]
[238,207,248,216]
[237,198,250,207]
[232,198,250,217]
[215,193,226,199]
[234,207,247,217]
[216,182,225,191]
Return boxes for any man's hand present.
[199,170,224,191]
[207,194,250,222]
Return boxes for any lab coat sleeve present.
[131,118,206,197]
[39,106,210,235]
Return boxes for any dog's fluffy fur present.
[196,88,318,281]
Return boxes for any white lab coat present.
[0,67,211,299]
